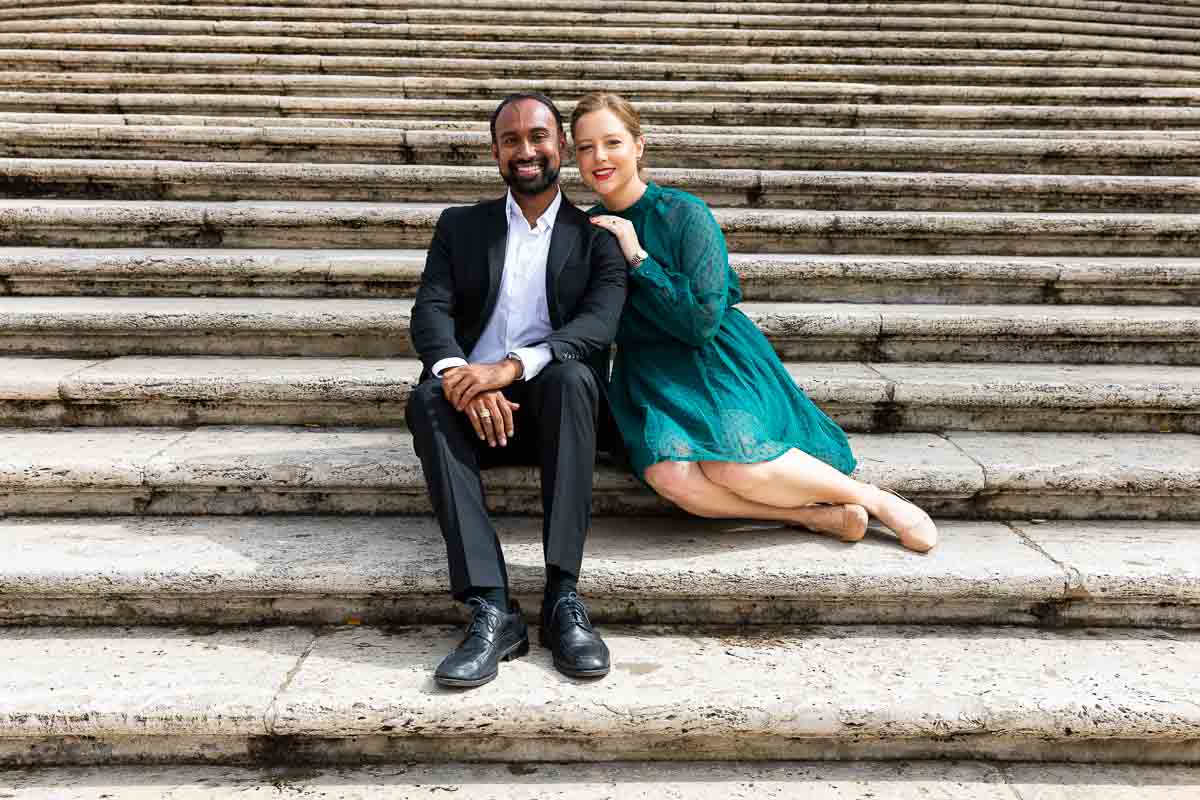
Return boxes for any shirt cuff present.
[511,345,553,381]
[431,357,468,378]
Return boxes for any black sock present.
[544,565,578,599]
[470,586,508,610]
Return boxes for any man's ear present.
[559,132,569,161]
[491,142,499,162]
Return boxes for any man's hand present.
[464,390,520,447]
[441,359,522,411]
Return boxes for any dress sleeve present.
[627,200,729,347]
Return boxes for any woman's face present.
[573,108,645,199]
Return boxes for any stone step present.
[6,122,1196,175]
[2,622,1199,766]
[8,72,1200,106]
[7,14,1199,47]
[7,159,1198,212]
[4,200,1198,257]
[3,248,1196,305]
[7,123,1200,177]
[2,49,1195,87]
[5,0,1200,31]
[6,93,1198,129]
[5,0,1199,16]
[1,515,1199,628]
[0,297,1197,364]
[1,297,1196,363]
[3,762,1199,800]
[2,356,1197,433]
[0,425,1194,518]
[6,33,1200,70]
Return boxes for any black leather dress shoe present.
[540,592,610,679]
[434,597,529,688]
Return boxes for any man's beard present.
[503,156,560,196]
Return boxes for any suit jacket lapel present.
[545,200,579,327]
[481,196,508,326]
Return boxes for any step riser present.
[7,173,1198,213]
[7,3,1200,32]
[7,36,1200,71]
[7,94,1200,129]
[6,591,1197,629]
[10,77,1200,107]
[9,20,1200,52]
[2,731,1198,768]
[0,400,1194,434]
[3,55,1196,88]
[6,141,1197,177]
[5,278,1195,306]
[2,334,1196,365]
[1,488,1195,519]
[5,221,1198,257]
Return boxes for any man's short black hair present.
[489,92,565,143]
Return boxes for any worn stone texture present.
[0,625,313,736]
[0,516,1072,625]
[1014,520,1200,603]
[273,625,1200,748]
[0,761,1048,799]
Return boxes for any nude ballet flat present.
[798,503,869,543]
[880,488,938,553]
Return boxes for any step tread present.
[1,622,1198,762]
[2,761,1197,800]
[1,516,1196,620]
[2,356,1199,410]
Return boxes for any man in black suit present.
[406,92,628,688]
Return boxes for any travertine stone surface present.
[1014,520,1200,602]
[0,516,1068,625]
[6,122,1199,174]
[878,363,1200,410]
[948,432,1200,495]
[0,761,1038,799]
[0,625,312,736]
[848,432,983,495]
[62,356,418,403]
[273,625,1200,746]
[7,159,1198,211]
[1004,762,1200,799]
[0,356,96,399]
[0,427,186,488]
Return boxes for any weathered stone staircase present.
[1,0,1199,795]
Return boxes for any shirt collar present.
[506,187,562,234]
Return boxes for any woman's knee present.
[645,461,707,512]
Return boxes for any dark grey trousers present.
[405,360,600,600]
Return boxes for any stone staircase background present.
[1,0,1199,795]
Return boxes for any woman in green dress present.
[571,92,937,552]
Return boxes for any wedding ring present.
[478,410,492,419]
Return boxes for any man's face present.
[492,98,565,197]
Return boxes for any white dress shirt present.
[431,189,559,380]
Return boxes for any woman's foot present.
[790,503,869,543]
[874,489,938,552]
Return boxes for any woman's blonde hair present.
[570,91,644,141]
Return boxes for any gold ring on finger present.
[478,410,492,419]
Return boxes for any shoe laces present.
[549,592,593,631]
[464,596,501,639]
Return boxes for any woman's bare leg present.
[643,460,867,542]
[698,450,938,552]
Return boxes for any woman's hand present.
[590,215,642,264]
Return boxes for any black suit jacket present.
[410,192,628,392]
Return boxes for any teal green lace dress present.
[592,182,857,482]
